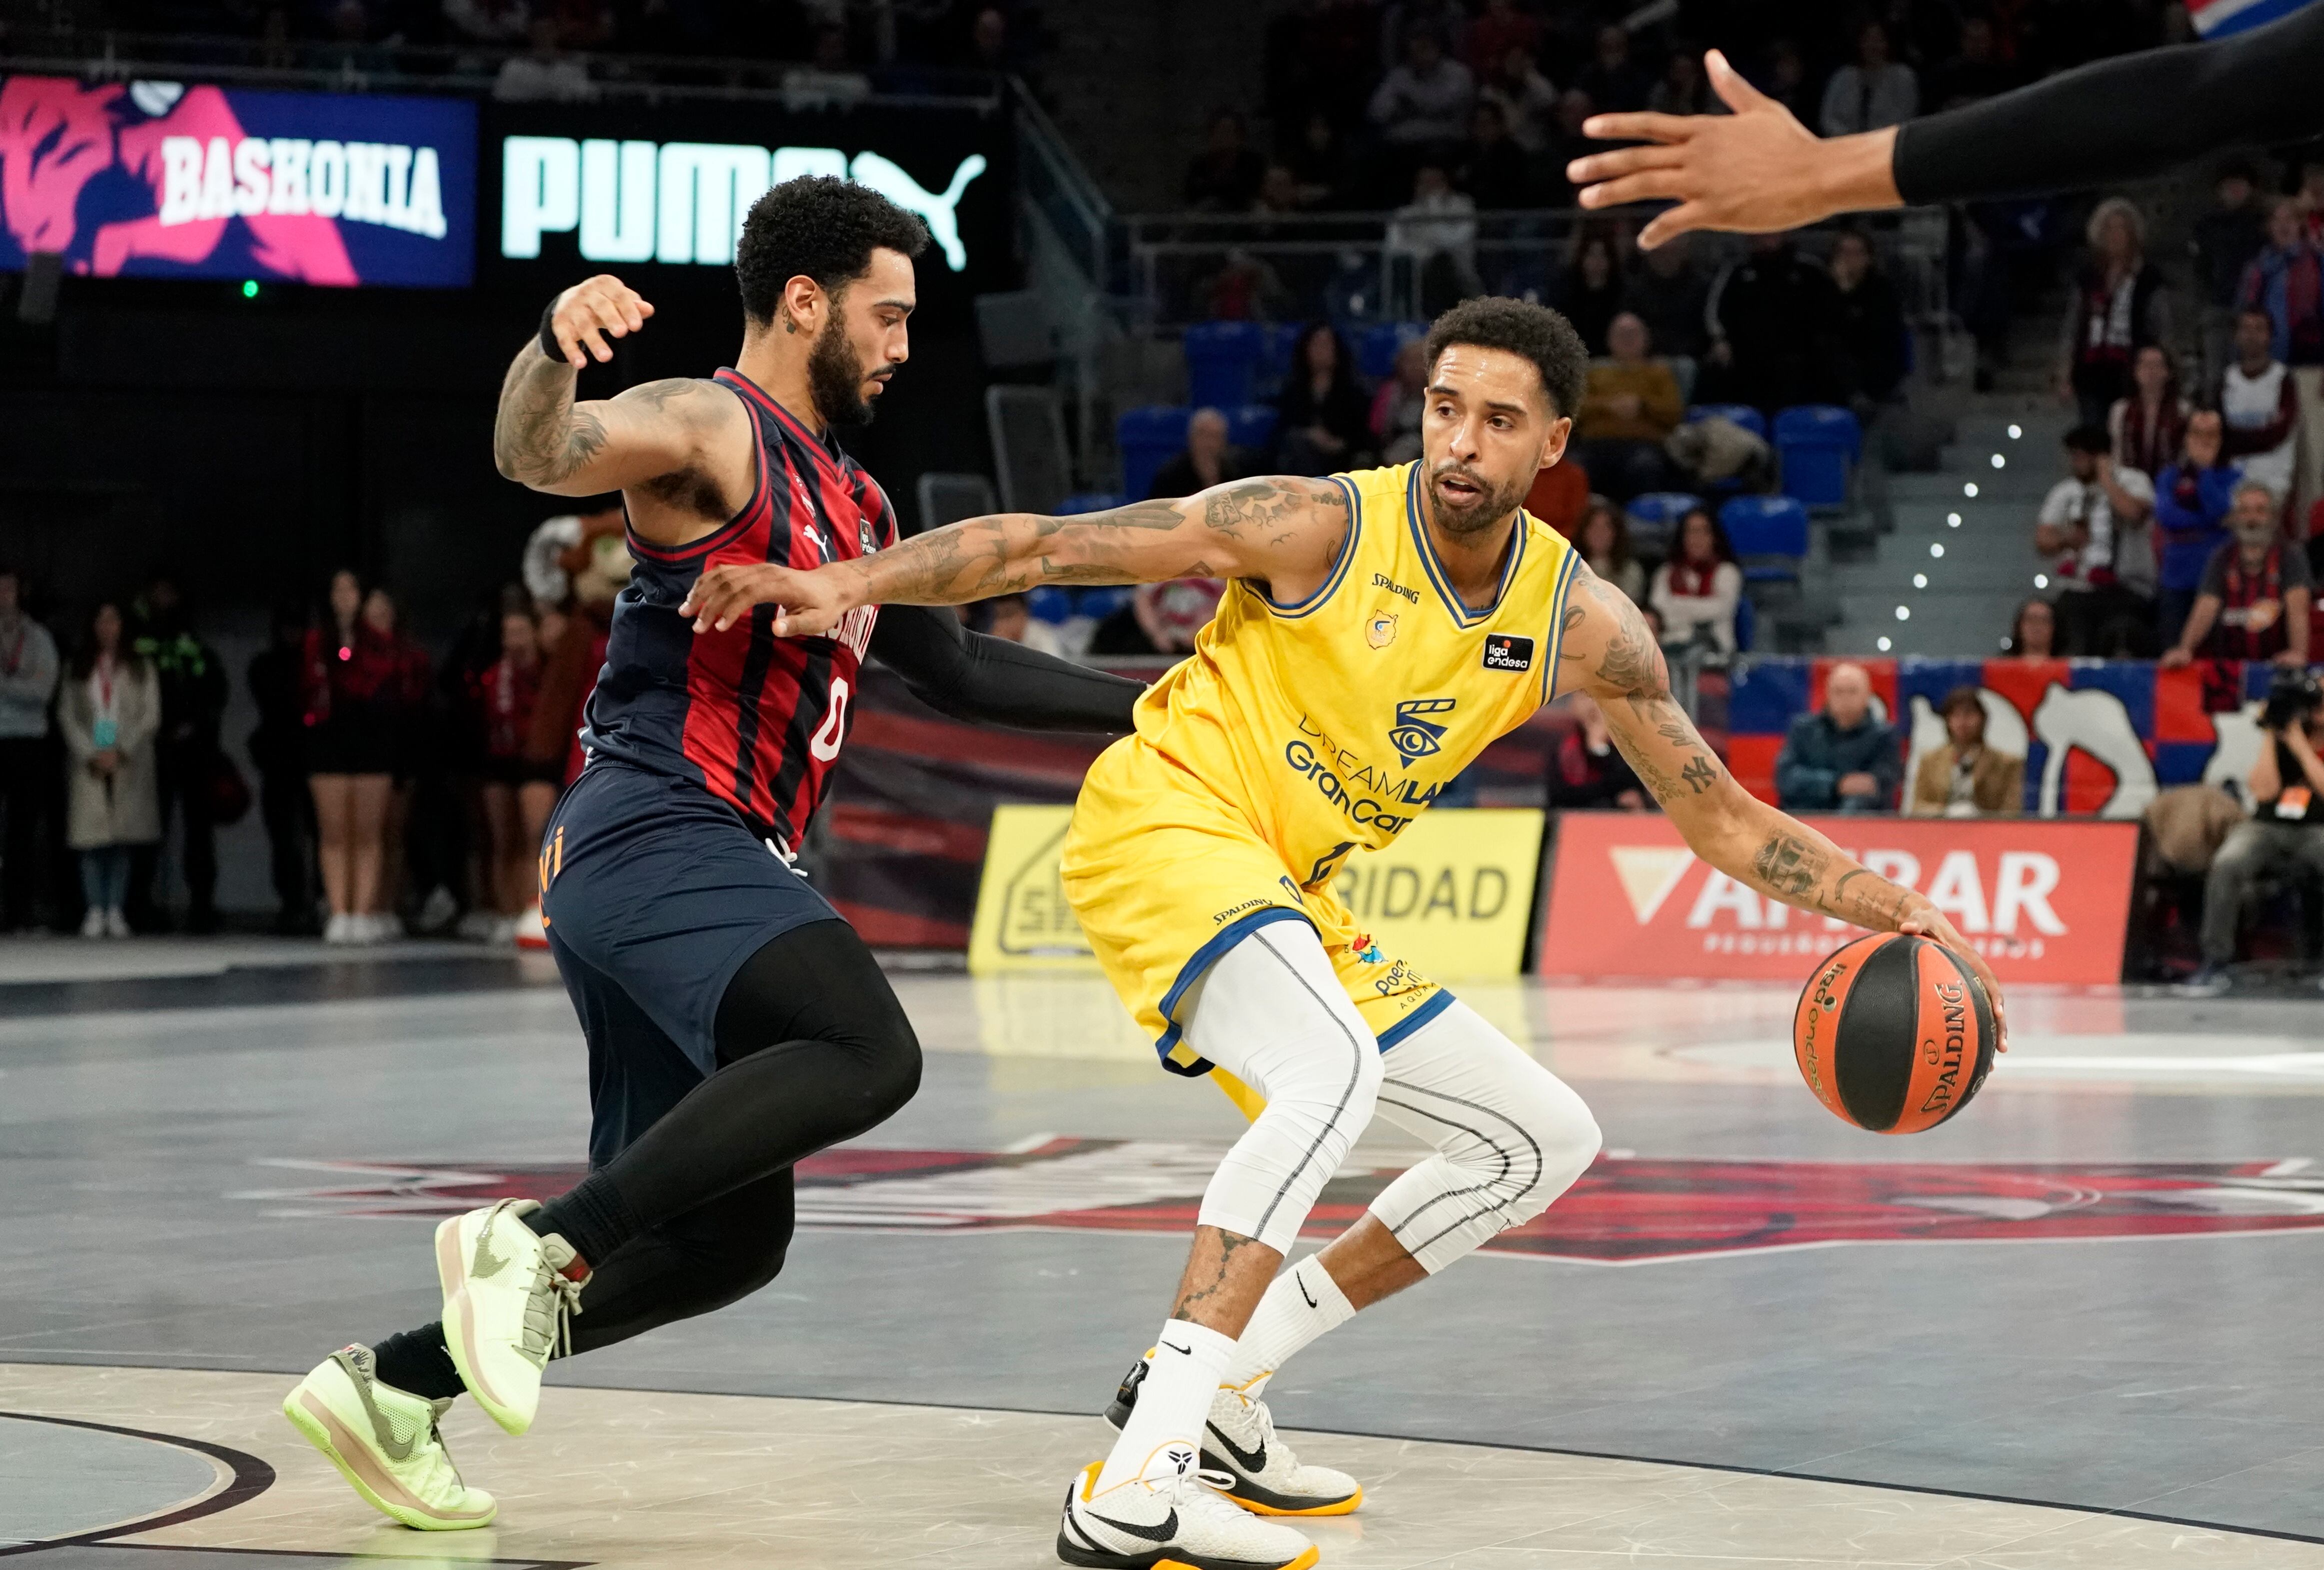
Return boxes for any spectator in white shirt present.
[493,17,596,102]
[2036,424,2158,655]
[1388,163,1480,310]
[1478,43,1557,154]
[2220,304,2300,510]
[1820,20,1919,136]
[1368,28,1475,148]
[1650,506,1744,658]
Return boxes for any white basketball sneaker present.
[435,1198,585,1435]
[281,1344,496,1530]
[1057,1453,1318,1570]
[1106,1356,1363,1516]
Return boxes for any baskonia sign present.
[500,136,986,271]
[0,76,477,286]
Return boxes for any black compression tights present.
[370,919,921,1399]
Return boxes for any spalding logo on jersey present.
[1482,633,1535,672]
[1388,697,1457,766]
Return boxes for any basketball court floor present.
[6,938,2324,1568]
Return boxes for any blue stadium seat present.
[1685,403,1767,438]
[1358,320,1427,381]
[1228,403,1279,453]
[1624,490,1703,556]
[1773,404,1861,510]
[1075,586,1134,620]
[1057,492,1123,516]
[1024,586,1076,624]
[1116,406,1189,502]
[1719,494,1811,584]
[1732,591,1756,653]
[1182,322,1268,412]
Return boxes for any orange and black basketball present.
[1793,932,1995,1134]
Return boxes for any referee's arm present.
[1568,6,2324,248]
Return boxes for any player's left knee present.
[1502,1073,1601,1222]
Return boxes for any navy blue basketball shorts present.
[538,756,842,1168]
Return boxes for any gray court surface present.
[4,945,2323,1544]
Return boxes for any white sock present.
[1222,1255,1354,1396]
[1095,1318,1234,1492]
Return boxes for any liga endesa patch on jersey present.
[1481,633,1535,672]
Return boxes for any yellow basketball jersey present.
[1127,461,1582,885]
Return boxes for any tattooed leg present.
[1169,1226,1282,1336]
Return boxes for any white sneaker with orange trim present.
[1106,1356,1363,1518]
[436,1198,584,1436]
[1056,1452,1317,1570]
[281,1344,496,1531]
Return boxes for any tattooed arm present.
[1558,564,2008,1043]
[681,474,1353,636]
[493,276,746,522]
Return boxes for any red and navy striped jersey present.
[579,367,895,850]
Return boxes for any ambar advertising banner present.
[0,75,477,286]
[968,805,1547,982]
[1539,812,2140,985]
[484,100,1011,295]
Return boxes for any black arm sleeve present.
[1893,6,2324,206]
[866,604,1146,734]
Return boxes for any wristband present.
[539,296,566,362]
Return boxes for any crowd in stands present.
[96,0,1029,93]
[2019,177,2324,668]
[0,510,627,944]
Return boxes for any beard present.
[1427,458,1530,538]
[808,314,877,428]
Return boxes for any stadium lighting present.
[1964,482,1979,498]
[241,280,259,298]
[1990,453,2005,468]
[1913,573,1928,588]
[2007,423,2023,439]
[1895,606,1910,621]
[1930,543,1945,558]
[1877,636,1892,651]
[2034,574,2049,588]
[1947,512,1962,527]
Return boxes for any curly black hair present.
[1423,296,1589,421]
[735,176,930,326]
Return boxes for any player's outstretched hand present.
[1899,908,2010,1053]
[1566,50,1892,248]
[681,562,852,638]
[547,276,656,369]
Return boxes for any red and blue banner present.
[1726,657,2293,818]
[2186,0,2316,36]
[0,75,476,287]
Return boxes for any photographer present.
[2191,670,2324,991]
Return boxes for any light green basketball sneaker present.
[282,1344,497,1530]
[436,1197,586,1436]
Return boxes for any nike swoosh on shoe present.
[1206,1420,1266,1474]
[1085,1507,1179,1542]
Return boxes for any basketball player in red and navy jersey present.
[281,178,1147,1531]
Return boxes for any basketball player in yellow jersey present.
[683,297,2007,1570]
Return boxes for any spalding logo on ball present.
[1794,932,1995,1133]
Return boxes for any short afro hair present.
[735,176,929,326]
[1423,296,1589,421]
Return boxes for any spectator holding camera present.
[2189,670,2324,992]
[2161,480,2313,668]
[2036,424,2155,656]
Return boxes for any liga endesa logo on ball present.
[1540,814,2140,984]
